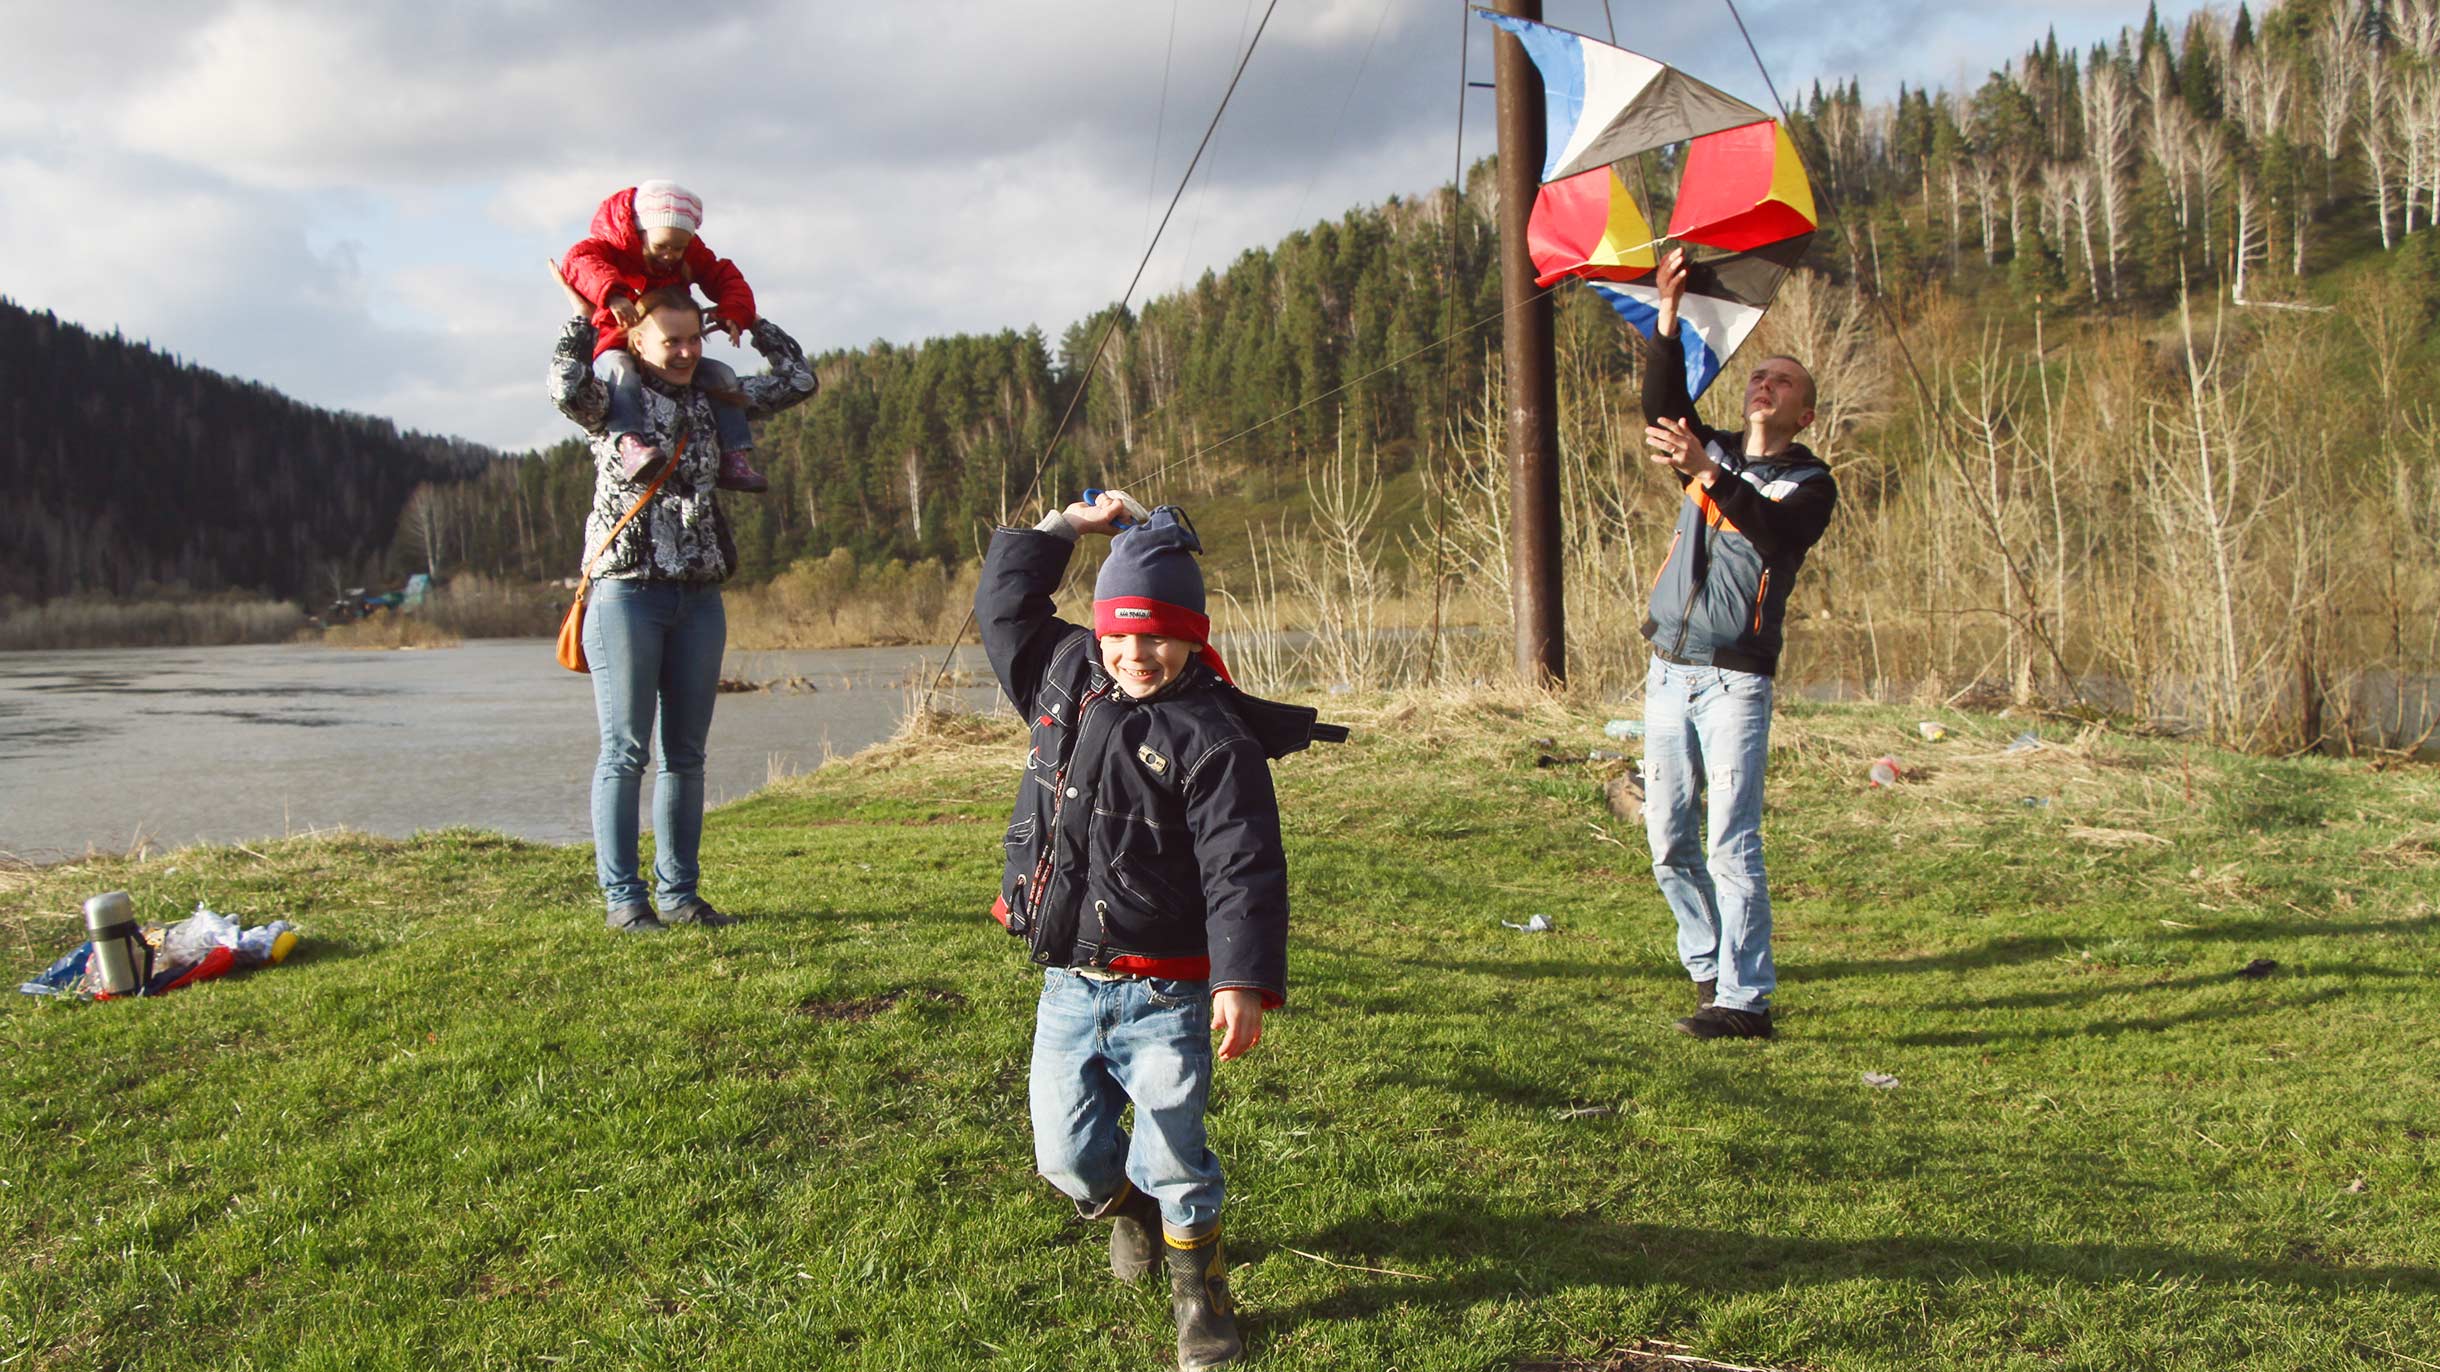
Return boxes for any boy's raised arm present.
[976,514,1088,719]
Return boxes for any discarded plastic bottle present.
[83,891,145,997]
[1917,721,1947,742]
[1604,718,1647,740]
[1867,756,1903,788]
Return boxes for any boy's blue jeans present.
[1642,656,1777,1012]
[595,349,754,452]
[1030,969,1224,1235]
[583,578,725,911]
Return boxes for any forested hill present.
[407,0,2438,588]
[0,297,494,604]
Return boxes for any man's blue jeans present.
[1642,656,1777,1011]
[1029,969,1224,1235]
[596,350,754,452]
[583,578,725,912]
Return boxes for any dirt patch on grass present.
[794,987,968,1021]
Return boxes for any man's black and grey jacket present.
[978,521,1339,1008]
[1640,329,1839,676]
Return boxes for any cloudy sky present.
[0,0,2202,452]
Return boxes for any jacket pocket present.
[1112,851,1197,915]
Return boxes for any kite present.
[1479,10,1817,400]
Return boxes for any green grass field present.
[4,695,2435,1370]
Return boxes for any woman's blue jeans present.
[583,578,725,911]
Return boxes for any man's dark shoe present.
[661,898,738,928]
[1694,978,1717,1010]
[1087,1181,1163,1282]
[606,903,667,934]
[1165,1229,1243,1369]
[1674,1005,1773,1040]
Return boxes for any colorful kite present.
[1481,10,1817,399]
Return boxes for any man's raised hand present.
[1654,246,1688,339]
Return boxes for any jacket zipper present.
[1670,517,1703,658]
[1649,529,1681,596]
[1751,568,1771,635]
[1027,681,1113,924]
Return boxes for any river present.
[0,639,999,862]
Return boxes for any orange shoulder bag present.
[557,435,686,673]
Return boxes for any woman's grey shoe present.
[606,904,668,934]
[660,899,738,927]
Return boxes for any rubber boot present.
[1086,1181,1163,1281]
[716,447,769,493]
[615,433,667,482]
[1165,1228,1242,1369]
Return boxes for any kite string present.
[920,0,1281,707]
[1716,0,2083,703]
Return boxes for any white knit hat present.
[633,180,704,234]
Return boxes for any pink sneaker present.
[615,433,667,482]
[716,448,769,494]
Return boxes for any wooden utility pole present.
[1494,0,1565,686]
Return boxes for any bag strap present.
[579,433,689,582]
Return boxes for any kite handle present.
[1081,488,1150,529]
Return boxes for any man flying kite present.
[1479,9,1840,1038]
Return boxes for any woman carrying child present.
[547,267,817,933]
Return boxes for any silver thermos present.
[83,891,146,996]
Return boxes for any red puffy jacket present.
[559,186,757,359]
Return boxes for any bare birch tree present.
[2081,59,2137,299]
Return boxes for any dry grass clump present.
[725,550,977,650]
[0,593,305,651]
[422,573,563,638]
[318,615,462,650]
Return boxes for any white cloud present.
[1,0,2214,450]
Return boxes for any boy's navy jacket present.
[978,525,1337,1008]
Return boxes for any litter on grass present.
[1502,914,1554,933]
[19,900,300,1000]
[1604,718,1647,740]
[1862,1072,1901,1089]
[2005,730,2043,754]
[1917,721,1947,741]
[1868,756,1905,787]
